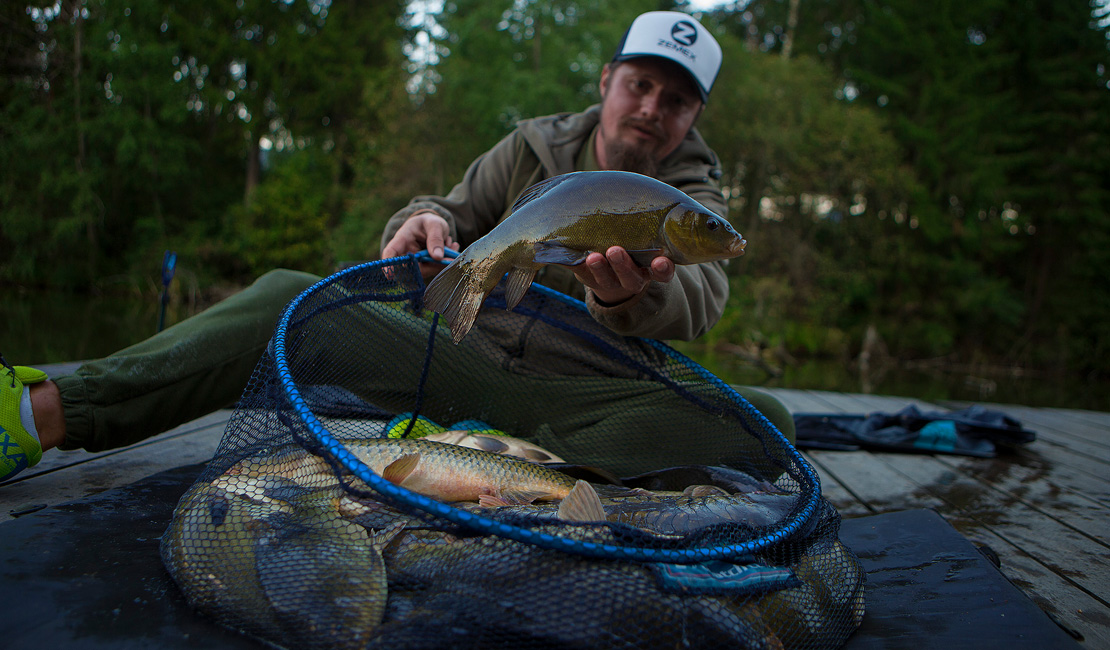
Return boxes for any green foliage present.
[229,148,335,277]
[2,0,1109,388]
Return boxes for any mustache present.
[620,116,665,140]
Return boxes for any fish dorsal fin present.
[509,174,576,214]
[533,241,590,266]
[683,484,730,497]
[382,453,420,485]
[504,266,537,310]
[557,480,606,522]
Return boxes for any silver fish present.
[424,170,745,342]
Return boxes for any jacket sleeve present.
[585,260,731,340]
[381,132,524,251]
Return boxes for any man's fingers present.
[424,226,446,260]
[605,247,650,293]
[648,256,675,283]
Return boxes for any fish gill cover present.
[161,252,866,650]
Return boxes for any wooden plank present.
[795,389,867,413]
[934,453,1110,542]
[941,510,1110,649]
[799,450,870,516]
[1007,409,1110,459]
[0,410,232,523]
[804,449,948,514]
[759,387,841,413]
[947,400,1110,455]
[881,453,1110,608]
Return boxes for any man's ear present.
[599,63,612,99]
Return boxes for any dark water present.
[3,288,202,366]
[673,342,1109,412]
[5,289,1106,412]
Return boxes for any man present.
[2,12,794,482]
[382,11,727,340]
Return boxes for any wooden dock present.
[1,373,1106,647]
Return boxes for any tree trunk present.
[244,133,261,205]
[72,2,97,277]
[782,0,801,59]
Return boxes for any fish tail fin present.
[423,259,490,344]
[557,480,606,522]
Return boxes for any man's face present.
[596,57,704,176]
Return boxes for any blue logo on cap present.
[671,21,698,47]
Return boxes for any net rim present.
[270,250,824,563]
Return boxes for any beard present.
[601,117,663,177]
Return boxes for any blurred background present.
[2,0,1108,410]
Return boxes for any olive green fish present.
[423,170,746,343]
[349,438,578,504]
[225,437,579,505]
[161,479,403,650]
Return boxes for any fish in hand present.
[423,170,746,343]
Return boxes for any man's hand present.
[380,211,460,279]
[574,246,675,305]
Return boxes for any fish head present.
[662,203,746,264]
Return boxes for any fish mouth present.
[729,237,747,256]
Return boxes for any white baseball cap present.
[611,11,723,103]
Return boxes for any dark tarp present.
[0,463,1077,649]
[793,405,1037,458]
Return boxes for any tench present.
[423,170,746,343]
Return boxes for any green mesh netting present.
[161,253,865,649]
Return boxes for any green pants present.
[57,268,795,478]
[57,270,321,451]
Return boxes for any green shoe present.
[1,354,48,481]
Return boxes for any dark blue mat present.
[0,464,1079,649]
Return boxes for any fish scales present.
[347,438,578,503]
[423,170,746,343]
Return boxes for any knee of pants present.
[253,269,322,300]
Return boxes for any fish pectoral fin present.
[533,241,590,266]
[556,480,607,522]
[503,266,537,310]
[624,248,665,267]
[369,521,407,551]
[381,453,421,485]
[477,494,512,508]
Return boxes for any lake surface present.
[6,289,1106,413]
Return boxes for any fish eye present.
[706,218,720,231]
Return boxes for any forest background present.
[2,0,1109,408]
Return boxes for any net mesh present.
[161,254,865,649]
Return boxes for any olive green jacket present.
[383,104,731,341]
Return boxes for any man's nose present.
[639,91,664,120]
